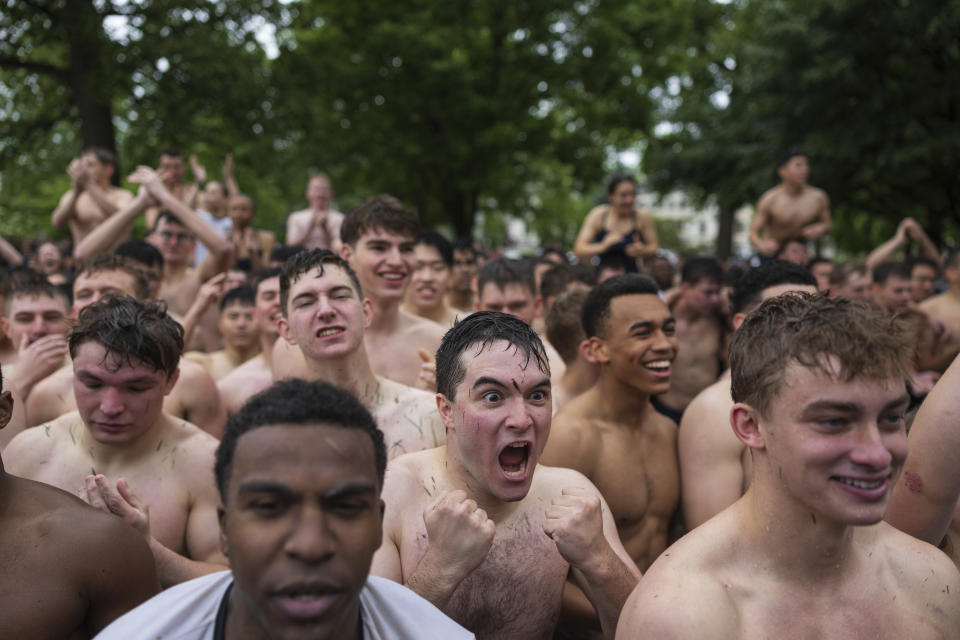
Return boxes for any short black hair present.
[219,285,256,312]
[340,194,419,247]
[910,256,939,275]
[681,256,724,285]
[452,237,478,259]
[279,249,364,315]
[435,311,549,401]
[417,229,453,267]
[873,261,912,286]
[269,244,306,265]
[730,260,817,315]
[606,173,637,196]
[114,240,164,270]
[477,258,535,298]
[215,379,387,501]
[540,264,596,302]
[581,273,659,338]
[255,266,282,291]
[161,148,182,158]
[152,210,190,233]
[81,146,117,167]
[69,295,183,378]
[777,148,806,169]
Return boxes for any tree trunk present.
[62,1,120,184]
[715,202,735,261]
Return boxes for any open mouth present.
[835,477,884,489]
[316,327,345,338]
[832,475,890,500]
[273,585,342,620]
[643,360,672,376]
[498,442,530,479]
[380,272,406,282]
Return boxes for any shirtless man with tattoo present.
[618,294,960,639]
[750,150,831,258]
[541,274,678,639]
[5,297,228,588]
[678,260,817,529]
[51,147,133,249]
[278,250,446,458]
[372,312,641,639]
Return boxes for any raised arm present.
[905,218,941,265]
[0,234,23,266]
[74,187,153,261]
[132,165,233,280]
[866,219,910,269]
[886,353,960,546]
[51,158,85,229]
[223,153,239,197]
[545,482,641,639]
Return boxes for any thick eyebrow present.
[472,376,508,391]
[236,480,378,500]
[801,394,911,416]
[628,317,675,333]
[75,370,156,385]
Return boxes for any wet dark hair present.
[417,229,453,267]
[81,146,117,167]
[436,311,549,401]
[219,285,256,312]
[681,256,724,285]
[872,261,912,286]
[279,249,364,316]
[730,260,817,315]
[340,194,419,247]
[606,173,637,196]
[730,293,910,419]
[69,295,183,377]
[76,254,150,301]
[114,240,164,270]
[215,379,387,500]
[581,273,659,339]
[477,258,535,298]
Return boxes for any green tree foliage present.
[645,0,960,256]
[0,0,288,239]
[272,0,704,238]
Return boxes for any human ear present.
[730,402,765,450]
[278,317,296,345]
[217,504,230,558]
[586,336,610,364]
[339,243,353,263]
[436,393,455,432]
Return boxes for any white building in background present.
[637,190,753,258]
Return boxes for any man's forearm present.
[51,191,80,229]
[156,191,230,256]
[573,551,640,639]
[148,537,227,588]
[74,196,147,261]
[83,182,122,216]
[404,553,470,612]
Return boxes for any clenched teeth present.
[837,478,883,489]
[318,328,343,337]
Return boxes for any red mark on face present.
[904,470,923,493]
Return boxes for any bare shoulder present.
[617,541,735,639]
[875,522,960,592]
[381,449,441,518]
[5,412,79,471]
[532,464,602,499]
[402,311,445,343]
[156,415,219,463]
[108,187,133,203]
[806,185,829,203]
[543,394,601,469]
[756,185,781,208]
[679,378,733,440]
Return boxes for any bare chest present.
[375,402,441,459]
[402,511,569,639]
[364,331,421,387]
[0,555,87,640]
[32,445,192,554]
[160,274,202,316]
[767,191,821,231]
[592,428,679,569]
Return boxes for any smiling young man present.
[617,294,960,639]
[372,311,640,639]
[277,250,445,458]
[5,296,227,588]
[339,195,446,387]
[541,274,679,639]
[95,379,472,640]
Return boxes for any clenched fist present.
[543,486,606,570]
[423,489,496,576]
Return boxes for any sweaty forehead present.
[461,340,543,380]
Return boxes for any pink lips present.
[832,476,890,502]
[274,593,339,620]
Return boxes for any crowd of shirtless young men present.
[1,146,959,639]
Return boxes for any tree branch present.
[0,56,67,78]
